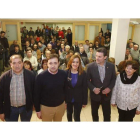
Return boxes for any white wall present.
[101,24,107,35]
[54,24,72,30]
[127,26,132,40]
[133,25,140,46]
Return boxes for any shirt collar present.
[97,61,106,67]
[12,69,24,76]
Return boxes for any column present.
[109,19,130,65]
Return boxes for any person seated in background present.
[89,43,93,48]
[125,49,132,60]
[24,34,30,42]
[130,44,139,63]
[126,39,136,48]
[9,40,18,53]
[94,32,105,47]
[10,45,24,58]
[23,47,38,71]
[72,41,79,53]
[59,43,65,56]
[83,40,89,53]
[42,49,51,60]
[60,45,70,60]
[30,39,35,49]
[32,44,41,62]
[104,29,111,39]
[126,42,134,50]
[93,41,102,51]
[38,41,46,54]
[79,46,87,58]
[75,52,89,69]
[50,38,57,49]
[47,43,56,54]
[87,47,95,63]
[64,38,69,46]
[108,57,119,75]
[37,59,48,75]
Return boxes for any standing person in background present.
[28,27,34,37]
[65,55,88,121]
[0,31,9,67]
[83,40,89,53]
[111,60,140,121]
[94,32,105,47]
[0,55,35,122]
[104,29,111,39]
[66,29,72,47]
[87,47,116,121]
[58,28,64,39]
[34,54,67,121]
[35,27,41,37]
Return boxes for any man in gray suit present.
[87,47,116,121]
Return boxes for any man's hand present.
[82,105,86,108]
[0,114,5,121]
[136,110,140,115]
[111,104,116,107]
[93,88,100,94]
[102,88,111,94]
[36,112,42,119]
[65,104,67,109]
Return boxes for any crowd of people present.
[0,25,140,122]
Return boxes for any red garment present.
[58,31,64,39]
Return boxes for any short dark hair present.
[26,47,32,52]
[129,39,132,40]
[48,54,59,62]
[85,40,89,42]
[14,45,20,48]
[23,60,33,70]
[96,47,107,56]
[125,60,139,70]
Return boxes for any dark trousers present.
[91,99,111,122]
[3,50,9,67]
[67,102,82,122]
[118,107,136,122]
[5,106,32,122]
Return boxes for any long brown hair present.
[66,54,84,75]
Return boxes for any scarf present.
[120,70,138,84]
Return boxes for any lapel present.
[95,63,102,83]
[103,62,109,84]
[67,70,79,88]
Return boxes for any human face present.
[45,51,51,58]
[96,52,107,65]
[125,49,130,55]
[75,41,78,46]
[47,44,52,50]
[47,58,59,74]
[61,44,64,49]
[1,33,5,37]
[134,45,138,51]
[125,65,136,77]
[71,58,79,71]
[24,63,30,70]
[99,33,102,37]
[95,41,99,46]
[80,47,84,53]
[86,41,89,45]
[15,47,19,52]
[26,41,29,46]
[89,48,93,52]
[10,57,23,74]
[26,51,32,58]
[33,45,37,50]
[42,62,48,70]
[14,40,17,45]
[65,47,70,52]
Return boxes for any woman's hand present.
[82,105,86,108]
[136,110,140,115]
[111,104,116,107]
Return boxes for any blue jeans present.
[5,106,32,122]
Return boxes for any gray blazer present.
[86,61,116,101]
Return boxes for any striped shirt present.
[10,70,26,107]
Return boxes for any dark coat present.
[0,69,35,118]
[86,62,116,101]
[65,70,88,105]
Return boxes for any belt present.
[11,105,26,108]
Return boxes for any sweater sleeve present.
[0,75,4,114]
[32,57,38,68]
[111,75,120,104]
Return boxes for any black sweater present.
[34,69,67,112]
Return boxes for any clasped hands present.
[93,87,111,95]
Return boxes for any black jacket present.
[10,50,24,58]
[0,69,35,118]
[65,70,88,105]
[0,37,9,49]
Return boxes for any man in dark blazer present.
[0,54,35,121]
[86,47,116,121]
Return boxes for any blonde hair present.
[108,57,115,64]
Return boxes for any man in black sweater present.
[34,54,67,121]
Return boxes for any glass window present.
[89,25,99,41]
[75,25,85,40]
